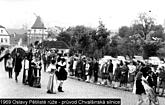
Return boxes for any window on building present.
[1,30,3,33]
[5,38,7,43]
[1,38,3,43]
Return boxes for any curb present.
[68,76,165,98]
[68,76,132,91]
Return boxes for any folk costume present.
[22,57,29,85]
[30,58,42,88]
[56,58,67,92]
[46,60,58,94]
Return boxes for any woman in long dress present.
[33,57,42,88]
[22,55,29,85]
[46,60,58,94]
[133,71,146,105]
[29,56,42,88]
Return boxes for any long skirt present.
[128,73,135,82]
[30,68,41,88]
[47,73,58,93]
[57,70,67,81]
[22,69,29,84]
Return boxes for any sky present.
[0,0,165,31]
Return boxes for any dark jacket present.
[94,62,99,74]
[108,63,113,73]
[14,56,22,73]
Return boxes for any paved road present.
[0,60,165,105]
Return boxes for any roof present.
[7,29,27,35]
[31,16,46,29]
[0,25,5,28]
[39,41,69,49]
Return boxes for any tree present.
[131,12,164,58]
[117,25,143,57]
[57,31,71,46]
[94,20,110,58]
[62,22,111,59]
[47,27,60,39]
[150,25,165,41]
[62,25,97,55]
[157,43,165,58]
[118,26,132,38]
[134,12,155,40]
[142,41,162,59]
[104,36,119,57]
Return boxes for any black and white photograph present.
[0,0,165,105]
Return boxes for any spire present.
[31,16,46,29]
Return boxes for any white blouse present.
[46,64,56,73]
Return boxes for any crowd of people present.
[60,54,164,105]
[0,46,165,104]
[64,54,164,95]
[42,51,165,97]
[0,47,68,94]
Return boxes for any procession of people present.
[0,46,68,94]
[0,45,165,105]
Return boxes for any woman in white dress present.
[46,60,58,94]
[22,55,29,85]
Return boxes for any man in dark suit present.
[94,58,99,83]
[108,60,113,85]
[13,53,22,82]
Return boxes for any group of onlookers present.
[68,54,100,83]
[65,54,165,98]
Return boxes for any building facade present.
[27,16,48,45]
[0,25,10,47]
[7,29,27,46]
